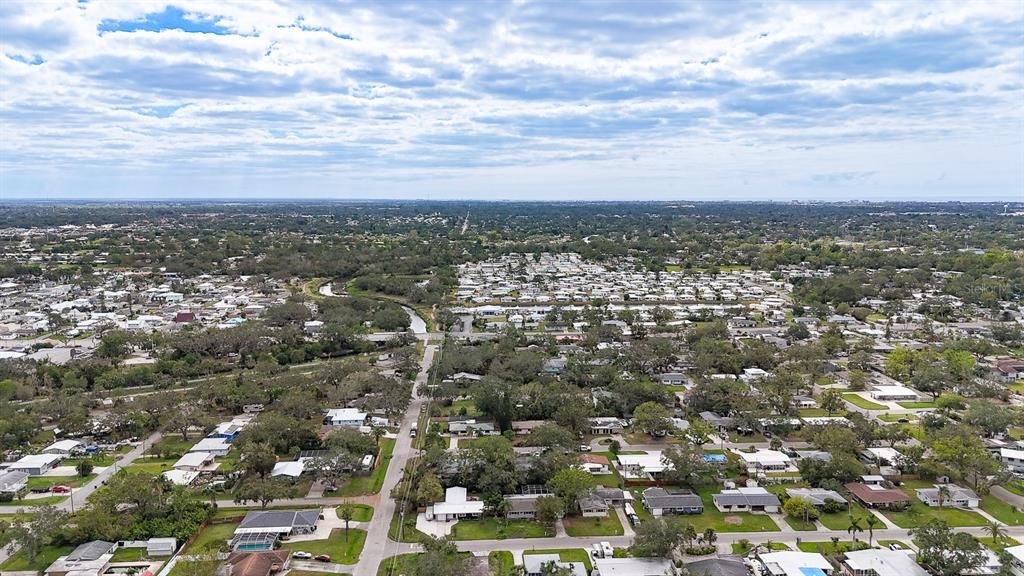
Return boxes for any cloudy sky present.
[1,1,1022,201]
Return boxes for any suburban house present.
[1001,448,1024,474]
[189,437,232,457]
[712,487,781,513]
[590,417,626,435]
[785,488,847,509]
[525,554,587,576]
[0,470,29,494]
[511,420,547,436]
[9,453,62,475]
[270,461,305,479]
[658,372,688,386]
[642,487,704,516]
[844,482,911,510]
[42,439,84,455]
[756,551,833,576]
[869,386,918,401]
[915,484,980,508]
[448,419,499,436]
[578,454,611,474]
[686,557,749,576]
[323,408,368,427]
[220,550,290,576]
[427,486,484,522]
[162,469,200,486]
[616,451,669,480]
[504,494,543,520]
[592,557,674,576]
[145,537,177,557]
[578,493,610,517]
[230,509,321,551]
[173,451,215,471]
[993,359,1024,383]
[737,449,792,473]
[840,549,929,576]
[44,540,115,576]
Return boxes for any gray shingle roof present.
[238,509,320,530]
[643,487,703,509]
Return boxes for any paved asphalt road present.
[354,342,436,576]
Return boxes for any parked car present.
[314,554,331,562]
[30,487,51,494]
[578,444,592,452]
[51,486,72,494]
[292,551,313,559]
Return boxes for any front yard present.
[523,549,593,571]
[980,495,1024,526]
[280,528,366,564]
[882,499,988,528]
[563,512,624,537]
[451,518,554,540]
[686,488,780,533]
[842,394,888,410]
[0,544,74,572]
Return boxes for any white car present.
[292,551,313,559]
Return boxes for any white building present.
[616,451,669,479]
[324,408,368,427]
[42,439,83,455]
[189,437,232,457]
[869,386,918,401]
[757,551,832,576]
[9,453,62,475]
[737,449,792,473]
[427,486,484,522]
[842,549,929,576]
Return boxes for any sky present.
[0,0,1022,202]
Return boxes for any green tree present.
[415,472,444,507]
[630,517,683,558]
[76,459,94,477]
[783,496,819,525]
[819,389,844,415]
[911,519,986,576]
[547,468,597,512]
[535,495,565,527]
[338,504,355,538]
[632,401,673,437]
[2,505,68,563]
[233,478,293,509]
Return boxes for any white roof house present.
[429,486,484,522]
[42,439,83,455]
[271,461,305,478]
[842,549,928,576]
[324,408,368,426]
[617,451,670,478]
[870,385,918,400]
[173,451,214,471]
[189,437,232,456]
[737,449,791,471]
[9,453,62,475]
[758,551,833,576]
[592,557,674,576]
[162,469,200,486]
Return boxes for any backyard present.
[337,438,395,496]
[280,528,367,564]
[523,549,593,571]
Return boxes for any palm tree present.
[370,425,386,446]
[987,521,1007,545]
[937,485,951,509]
[847,517,863,546]
[703,528,717,547]
[682,523,697,549]
[338,503,354,540]
[865,515,880,548]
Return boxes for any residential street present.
[353,342,436,576]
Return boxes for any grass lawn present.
[592,473,622,488]
[280,529,366,564]
[1002,481,1024,497]
[377,553,471,576]
[818,503,872,530]
[878,413,916,422]
[123,456,178,475]
[687,488,780,533]
[783,516,817,531]
[798,541,869,554]
[26,474,95,490]
[978,536,1021,551]
[489,551,515,574]
[437,398,480,417]
[388,508,430,543]
[563,512,624,537]
[798,408,830,417]
[185,522,239,554]
[170,558,221,576]
[110,547,151,562]
[337,438,394,496]
[451,518,554,540]
[290,572,349,576]
[337,504,374,522]
[523,549,593,571]
[882,499,988,528]
[146,436,194,457]
[897,401,936,409]
[842,394,888,410]
[0,544,74,571]
[981,495,1024,526]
